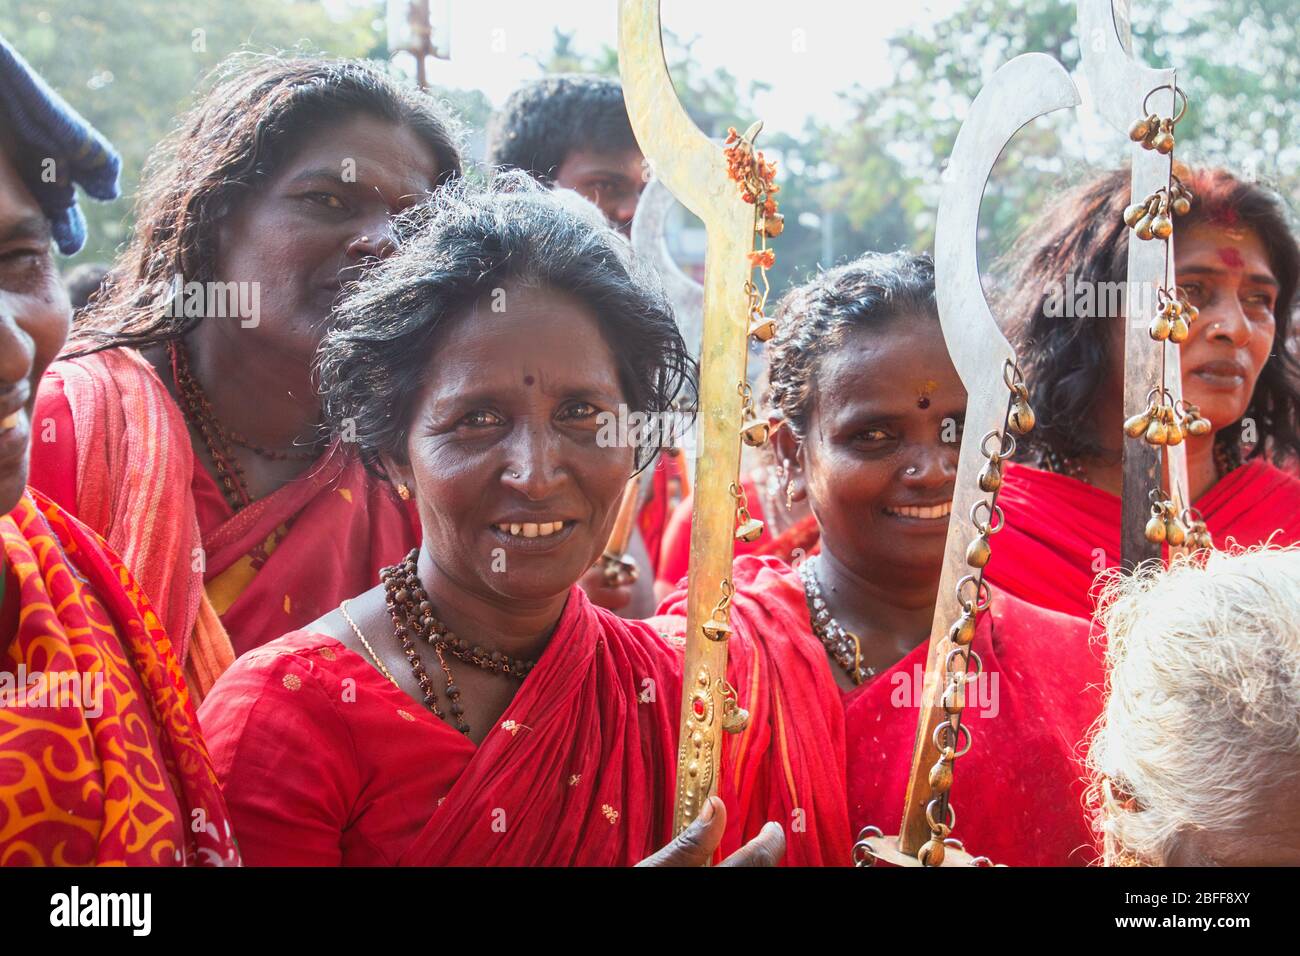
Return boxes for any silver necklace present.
[799,557,877,686]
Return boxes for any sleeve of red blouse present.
[197,647,360,866]
[27,370,80,515]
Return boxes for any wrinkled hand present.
[578,561,636,613]
[636,796,786,867]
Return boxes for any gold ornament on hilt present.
[618,0,776,837]
[1079,0,1196,567]
[852,52,1078,870]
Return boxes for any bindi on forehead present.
[916,380,938,409]
[1216,247,1246,269]
[523,375,535,386]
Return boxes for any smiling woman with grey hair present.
[1088,545,1300,866]
[197,173,852,867]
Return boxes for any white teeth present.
[0,412,18,430]
[886,501,953,519]
[496,521,566,537]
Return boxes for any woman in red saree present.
[26,54,463,700]
[200,176,850,866]
[985,165,1300,618]
[0,42,237,865]
[664,254,1103,865]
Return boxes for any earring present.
[396,483,411,501]
[785,480,796,510]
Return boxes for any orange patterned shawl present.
[0,489,239,866]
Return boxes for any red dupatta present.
[0,489,239,865]
[985,459,1300,619]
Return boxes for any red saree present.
[0,489,239,865]
[713,555,1102,867]
[985,459,1300,619]
[199,586,851,866]
[29,349,419,695]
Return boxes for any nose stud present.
[906,466,919,476]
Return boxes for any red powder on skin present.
[1217,247,1245,269]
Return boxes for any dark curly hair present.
[485,74,638,183]
[765,251,937,439]
[68,52,463,355]
[1002,164,1300,465]
[317,172,696,476]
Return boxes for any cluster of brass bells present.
[1007,383,1035,435]
[1149,291,1199,343]
[1128,113,1177,154]
[1123,179,1193,241]
[1145,498,1188,546]
[1185,513,1214,551]
[1124,398,1211,447]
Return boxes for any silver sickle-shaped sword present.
[888,53,1082,863]
[1078,0,1189,565]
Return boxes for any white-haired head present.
[1087,545,1300,866]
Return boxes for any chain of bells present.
[685,123,788,739]
[1120,85,1214,552]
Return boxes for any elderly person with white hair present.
[1088,545,1300,866]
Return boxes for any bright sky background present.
[366,0,966,135]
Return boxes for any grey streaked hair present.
[1087,545,1300,865]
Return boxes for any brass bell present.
[965,533,992,569]
[1165,517,1187,547]
[1162,298,1182,318]
[1172,194,1192,216]
[722,700,750,733]
[1123,202,1148,228]
[702,617,732,642]
[1152,120,1176,154]
[1151,213,1174,239]
[1165,418,1184,446]
[1144,416,1168,446]
[740,414,770,447]
[1008,390,1035,435]
[1187,415,1212,437]
[1135,214,1155,241]
[928,749,955,793]
[1169,316,1190,344]
[735,515,764,543]
[1149,314,1171,341]
[948,609,976,647]
[763,213,784,238]
[977,457,1003,493]
[1184,303,1199,324]
[919,837,947,867]
[1145,513,1167,543]
[1127,116,1153,142]
[1124,406,1154,439]
[748,313,777,342]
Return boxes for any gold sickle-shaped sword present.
[1078,0,1189,566]
[858,53,1082,865]
[619,0,759,835]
